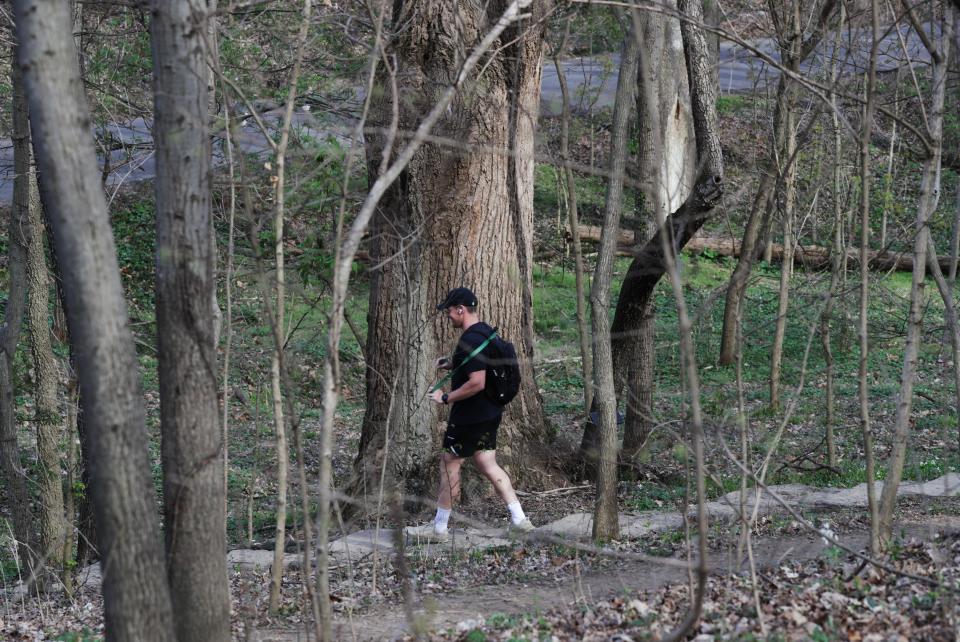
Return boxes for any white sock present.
[507,501,526,525]
[434,507,451,532]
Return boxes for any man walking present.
[406,287,535,542]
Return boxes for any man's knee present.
[473,452,499,474]
[441,452,463,467]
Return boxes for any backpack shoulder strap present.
[428,329,498,393]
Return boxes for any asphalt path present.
[0,22,933,205]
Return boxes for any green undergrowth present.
[12,175,951,551]
[532,252,957,503]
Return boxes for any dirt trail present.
[298,516,957,641]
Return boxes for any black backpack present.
[480,327,521,406]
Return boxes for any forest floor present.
[332,517,960,642]
[2,82,959,640]
[317,477,960,641]
[5,478,956,641]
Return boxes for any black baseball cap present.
[436,287,478,310]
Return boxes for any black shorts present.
[442,416,501,458]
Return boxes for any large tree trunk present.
[579,0,725,476]
[26,174,67,585]
[632,0,696,221]
[0,36,36,569]
[14,2,176,640]
[150,1,230,640]
[352,0,555,506]
[878,4,951,544]
[620,1,696,461]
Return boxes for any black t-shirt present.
[448,321,502,425]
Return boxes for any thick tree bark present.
[150,1,230,640]
[13,2,176,640]
[590,20,640,542]
[26,174,67,584]
[0,37,36,568]
[352,0,556,506]
[878,4,951,544]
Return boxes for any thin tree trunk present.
[718,76,790,366]
[858,0,882,555]
[62,374,78,596]
[769,210,794,409]
[26,172,66,586]
[949,180,960,286]
[656,1,719,636]
[880,67,901,252]
[925,240,960,448]
[553,19,593,417]
[150,1,230,639]
[266,109,290,618]
[14,1,176,638]
[591,20,640,541]
[217,61,237,530]
[718,0,838,365]
[878,5,950,544]
[769,98,798,410]
[821,51,844,468]
[254,0,313,615]
[1,35,35,569]
[266,146,291,614]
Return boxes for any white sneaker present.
[506,518,536,538]
[405,523,450,543]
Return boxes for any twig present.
[515,484,591,497]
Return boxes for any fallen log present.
[567,224,952,273]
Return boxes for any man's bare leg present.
[472,449,518,504]
[438,452,464,509]
[473,450,531,529]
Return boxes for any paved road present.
[0,22,934,205]
[542,22,930,115]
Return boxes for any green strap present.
[429,330,498,393]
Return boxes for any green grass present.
[62,173,955,558]
[532,162,639,225]
[716,94,748,114]
[530,251,956,502]
[625,483,686,511]
[52,632,101,642]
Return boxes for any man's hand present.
[429,389,445,404]
[435,357,452,370]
